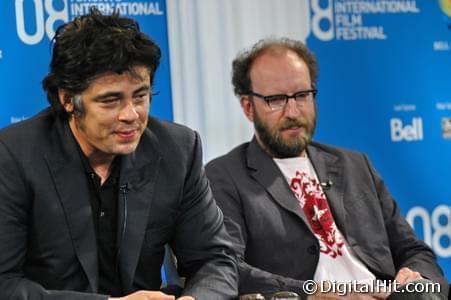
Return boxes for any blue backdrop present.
[0,0,173,128]
[307,0,450,280]
[0,0,449,284]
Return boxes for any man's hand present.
[109,290,175,300]
[394,267,423,285]
[109,291,195,300]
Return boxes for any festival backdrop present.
[166,0,450,280]
[307,0,450,279]
[0,0,449,282]
[0,0,173,128]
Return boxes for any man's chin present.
[277,139,309,157]
[281,135,309,148]
[112,143,139,156]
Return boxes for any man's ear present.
[58,89,74,113]
[240,95,254,122]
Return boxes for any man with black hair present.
[0,9,237,300]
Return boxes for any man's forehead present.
[251,51,308,81]
[254,48,303,69]
[86,68,150,90]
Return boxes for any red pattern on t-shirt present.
[290,171,344,258]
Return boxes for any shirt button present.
[100,211,105,217]
[307,245,318,254]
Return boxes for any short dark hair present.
[231,37,318,96]
[42,8,161,117]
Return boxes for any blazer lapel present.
[246,138,349,239]
[307,143,348,239]
[44,120,98,292]
[246,138,306,221]
[117,127,161,290]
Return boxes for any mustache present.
[279,119,307,130]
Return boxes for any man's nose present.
[118,101,139,122]
[283,98,302,118]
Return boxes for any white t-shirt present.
[274,155,375,284]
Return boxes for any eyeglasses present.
[247,89,317,111]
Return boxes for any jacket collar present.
[44,116,161,291]
[116,126,161,290]
[306,142,347,238]
[245,137,347,238]
[44,117,99,291]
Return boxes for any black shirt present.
[79,152,123,296]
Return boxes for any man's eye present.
[134,94,149,103]
[101,99,120,105]
[266,96,286,103]
[294,92,309,98]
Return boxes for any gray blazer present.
[0,108,238,299]
[206,137,447,299]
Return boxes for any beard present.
[253,108,316,158]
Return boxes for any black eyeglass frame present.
[246,88,317,111]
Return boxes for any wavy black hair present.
[42,8,161,118]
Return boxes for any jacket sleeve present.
[205,158,310,300]
[170,132,239,299]
[0,140,108,300]
[362,153,448,298]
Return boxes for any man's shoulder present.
[142,117,201,160]
[206,142,250,169]
[0,108,56,147]
[309,141,366,159]
[146,117,197,145]
[148,117,193,134]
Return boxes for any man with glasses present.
[205,38,447,299]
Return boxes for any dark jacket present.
[206,137,447,299]
[0,108,238,299]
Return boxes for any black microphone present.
[120,183,130,194]
[320,180,333,190]
[117,182,130,269]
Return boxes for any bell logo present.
[390,117,423,142]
